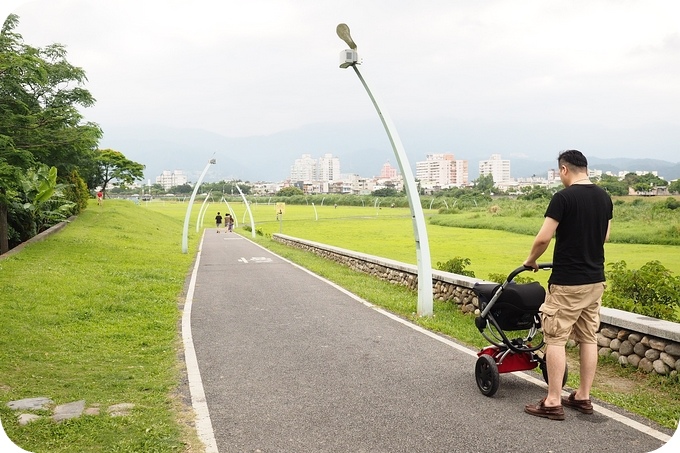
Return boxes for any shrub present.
[663,197,680,210]
[436,257,475,277]
[603,260,680,322]
[242,225,264,236]
[486,272,535,284]
[63,169,89,214]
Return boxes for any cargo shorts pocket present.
[540,305,567,339]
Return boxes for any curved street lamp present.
[181,158,216,253]
[235,184,256,238]
[336,24,433,316]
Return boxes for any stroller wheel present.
[539,357,569,387]
[475,354,500,397]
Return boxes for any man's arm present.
[523,217,559,270]
[605,219,611,242]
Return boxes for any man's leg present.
[575,342,597,399]
[544,343,566,407]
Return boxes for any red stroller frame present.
[472,264,567,396]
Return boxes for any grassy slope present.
[0,201,199,453]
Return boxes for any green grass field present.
[207,200,680,286]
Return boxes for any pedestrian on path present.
[523,149,613,421]
[215,212,223,233]
[226,214,234,232]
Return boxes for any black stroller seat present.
[474,281,546,331]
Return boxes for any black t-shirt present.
[545,184,613,285]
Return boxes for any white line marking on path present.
[245,237,675,445]
[182,232,219,453]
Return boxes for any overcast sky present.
[3,0,680,164]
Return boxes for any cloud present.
[4,0,680,167]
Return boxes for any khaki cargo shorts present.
[539,282,606,346]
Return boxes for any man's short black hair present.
[558,150,588,169]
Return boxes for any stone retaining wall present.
[273,233,680,377]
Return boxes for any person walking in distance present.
[226,213,234,232]
[215,212,223,233]
[523,150,613,421]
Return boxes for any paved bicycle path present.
[186,230,673,452]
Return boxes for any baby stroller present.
[472,263,567,396]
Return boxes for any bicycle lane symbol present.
[237,257,273,264]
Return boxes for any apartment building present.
[155,170,188,190]
[478,154,510,183]
[415,153,469,190]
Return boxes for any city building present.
[415,153,469,191]
[380,161,398,179]
[318,153,340,182]
[290,154,317,181]
[290,153,341,183]
[155,170,187,190]
[479,154,510,184]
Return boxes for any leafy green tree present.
[596,174,628,196]
[95,149,145,196]
[372,187,400,197]
[203,180,252,196]
[1,14,101,253]
[669,180,680,195]
[518,186,552,200]
[277,186,304,196]
[626,172,667,193]
[171,184,193,194]
[474,174,495,194]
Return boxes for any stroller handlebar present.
[506,263,552,283]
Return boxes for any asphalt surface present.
[188,230,673,453]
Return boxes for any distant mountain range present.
[98,120,680,184]
[511,157,680,182]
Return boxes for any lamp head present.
[337,23,360,68]
[336,23,357,50]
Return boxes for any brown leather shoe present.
[524,398,565,420]
[561,391,594,414]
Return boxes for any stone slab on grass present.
[6,397,54,411]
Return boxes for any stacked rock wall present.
[598,325,680,376]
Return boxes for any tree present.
[597,174,628,196]
[1,14,101,253]
[372,187,399,197]
[474,174,494,194]
[623,172,667,194]
[669,180,680,195]
[95,149,145,196]
[172,184,193,194]
[518,186,552,200]
[277,186,304,197]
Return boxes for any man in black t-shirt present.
[215,212,223,233]
[523,150,613,421]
